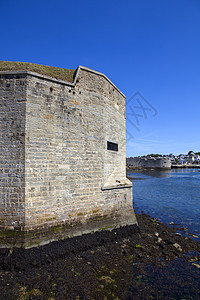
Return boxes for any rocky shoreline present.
[0,213,200,299]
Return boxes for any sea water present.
[127,168,200,241]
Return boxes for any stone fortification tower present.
[0,63,137,247]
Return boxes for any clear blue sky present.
[1,0,200,157]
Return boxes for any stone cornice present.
[0,66,126,98]
[0,70,75,87]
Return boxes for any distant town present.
[139,151,200,166]
[127,151,200,169]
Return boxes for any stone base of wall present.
[0,187,137,249]
[0,207,137,249]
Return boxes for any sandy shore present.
[0,213,199,299]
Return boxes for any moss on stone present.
[49,223,73,233]
[77,212,84,216]
[0,230,24,238]
[49,225,64,233]
[0,61,75,83]
[45,217,57,222]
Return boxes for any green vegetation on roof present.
[0,61,75,83]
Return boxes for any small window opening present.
[107,141,118,151]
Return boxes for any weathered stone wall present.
[127,157,171,169]
[24,68,134,231]
[0,74,26,230]
[0,66,137,246]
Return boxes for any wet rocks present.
[173,243,182,252]
[0,213,199,299]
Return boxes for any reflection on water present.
[127,168,200,241]
[129,169,171,178]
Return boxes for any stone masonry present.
[0,65,137,247]
[127,157,171,169]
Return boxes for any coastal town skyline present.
[127,150,200,166]
[127,150,200,158]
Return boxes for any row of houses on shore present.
[164,152,200,166]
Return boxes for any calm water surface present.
[128,168,200,241]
